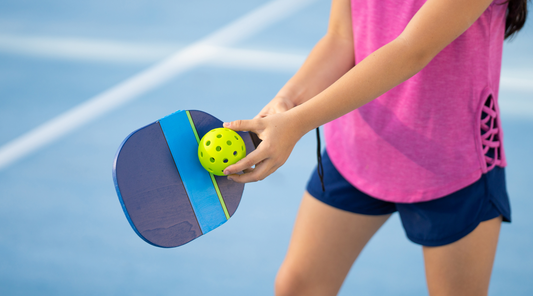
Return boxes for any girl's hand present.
[254,96,296,119]
[222,111,305,183]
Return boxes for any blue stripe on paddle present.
[159,111,227,234]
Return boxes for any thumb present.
[223,119,260,132]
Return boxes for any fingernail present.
[227,176,233,181]
[223,122,230,127]
[223,170,229,175]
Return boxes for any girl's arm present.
[224,0,495,183]
[255,0,354,118]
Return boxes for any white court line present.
[0,35,179,64]
[0,0,316,171]
[209,47,306,71]
[499,69,533,119]
[500,69,533,92]
[0,34,307,70]
[500,77,533,92]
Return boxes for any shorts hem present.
[407,205,505,247]
[488,197,511,223]
[406,219,484,247]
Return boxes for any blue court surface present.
[1,0,532,295]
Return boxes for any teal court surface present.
[0,0,532,295]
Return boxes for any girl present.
[223,0,528,294]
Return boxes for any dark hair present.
[505,0,529,39]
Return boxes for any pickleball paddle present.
[113,110,261,248]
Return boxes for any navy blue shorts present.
[307,150,511,246]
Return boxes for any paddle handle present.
[250,132,262,148]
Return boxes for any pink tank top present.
[325,0,507,203]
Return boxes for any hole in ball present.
[210,157,215,163]
[223,158,228,163]
[200,152,203,157]
[227,140,232,145]
[206,141,211,146]
[233,151,237,156]
[235,136,238,140]
[216,146,221,152]
[217,134,222,138]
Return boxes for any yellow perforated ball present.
[198,128,246,176]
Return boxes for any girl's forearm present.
[276,34,355,106]
[288,37,431,136]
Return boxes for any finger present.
[235,165,255,174]
[227,159,275,183]
[223,118,261,132]
[223,148,266,175]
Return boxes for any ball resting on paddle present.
[198,128,246,176]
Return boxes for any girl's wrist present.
[274,84,307,106]
[272,95,296,109]
[284,104,317,139]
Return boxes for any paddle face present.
[113,110,260,248]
